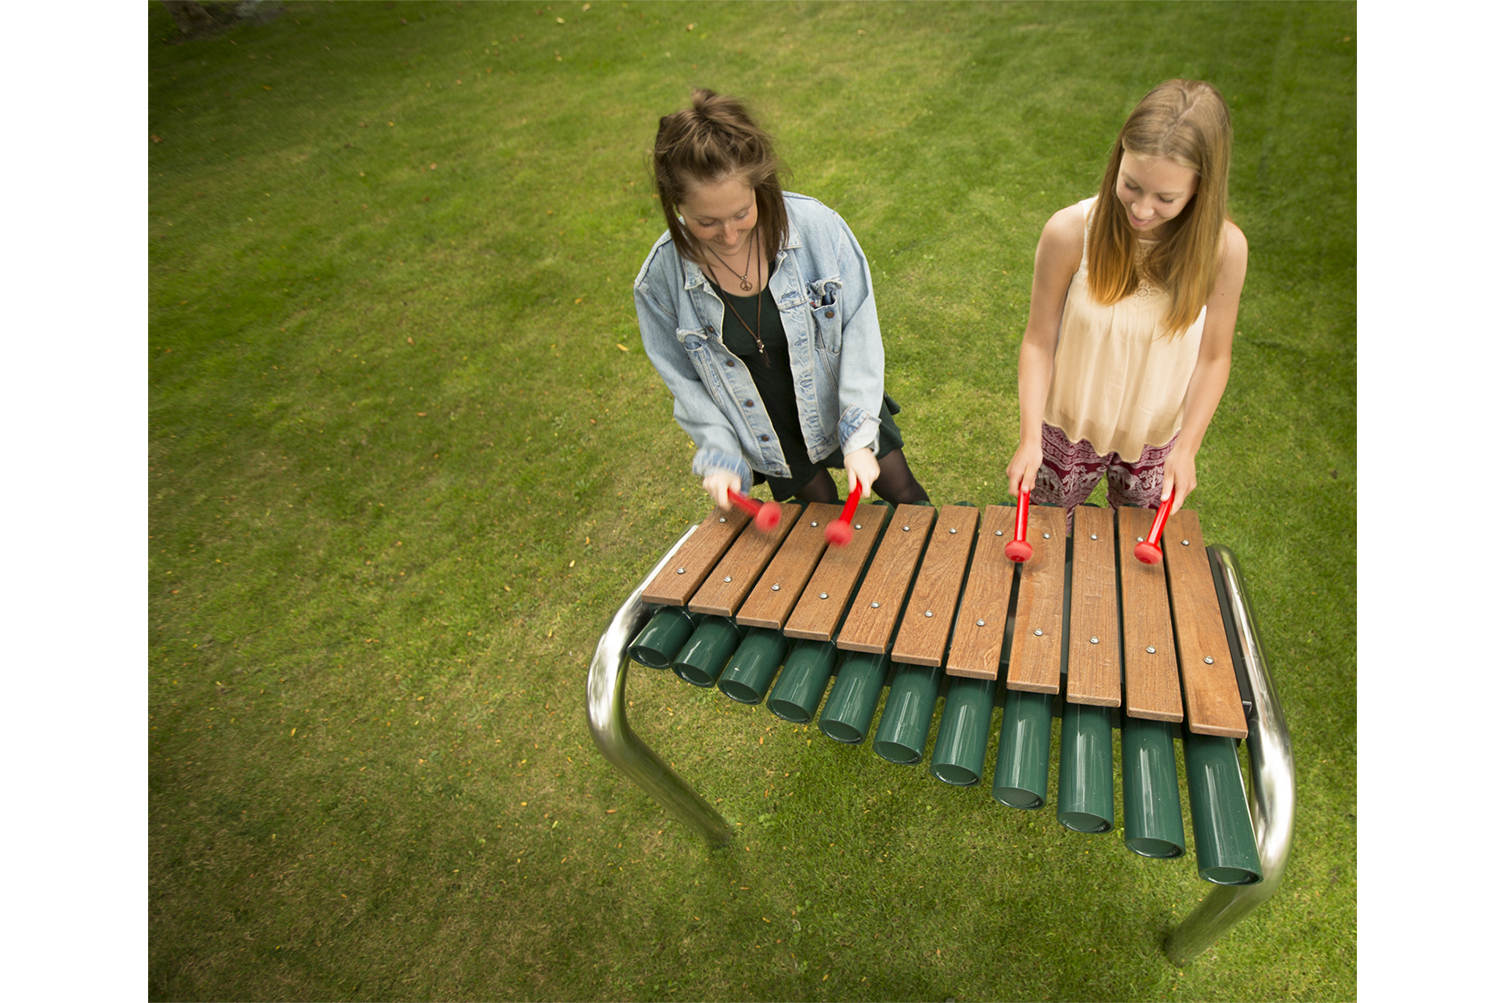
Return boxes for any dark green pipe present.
[872,663,945,764]
[716,628,788,705]
[992,689,1053,809]
[928,676,996,787]
[1183,732,1263,885]
[672,616,748,688]
[1121,717,1186,858]
[766,639,839,724]
[1056,702,1114,832]
[818,650,890,744]
[628,607,702,669]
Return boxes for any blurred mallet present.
[1005,489,1033,562]
[728,489,781,532]
[1134,498,1172,564]
[824,480,864,546]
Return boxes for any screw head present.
[977,619,986,627]
[1090,636,1100,644]
[819,592,829,600]
[949,527,957,534]
[676,567,685,574]
[723,576,732,583]
[1147,646,1156,654]
[1034,628,1043,636]
[771,584,780,591]
[924,610,934,618]
[1204,656,1214,664]
[870,601,880,609]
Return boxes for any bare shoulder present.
[1036,204,1086,272]
[1220,219,1249,269]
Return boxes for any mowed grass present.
[148,3,1355,1000]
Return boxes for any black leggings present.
[791,447,930,506]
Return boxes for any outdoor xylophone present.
[586,496,1294,964]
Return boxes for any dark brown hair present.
[652,89,788,267]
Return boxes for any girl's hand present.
[1006,440,1043,498]
[844,447,879,499]
[702,469,741,510]
[1161,448,1197,516]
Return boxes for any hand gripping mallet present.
[1005,489,1033,562]
[1134,498,1173,565]
[824,480,865,547]
[728,489,782,532]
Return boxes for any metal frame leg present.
[585,525,733,847]
[1166,545,1296,963]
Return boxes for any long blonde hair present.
[1086,79,1233,336]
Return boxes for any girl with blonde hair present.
[1006,80,1247,526]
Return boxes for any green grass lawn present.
[146,2,1355,999]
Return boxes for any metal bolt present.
[811,521,819,528]
[1147,646,1156,654]
[1204,656,1214,665]
[1090,534,1098,540]
[977,619,986,627]
[1137,536,1145,543]
[1090,636,1100,644]
[1182,539,1190,546]
[903,525,910,532]
[771,584,780,591]
[924,610,934,618]
[949,527,957,534]
[1034,628,1043,636]
[1043,533,1051,539]
[819,592,829,600]
[723,576,732,583]
[995,530,1003,536]
[854,523,862,530]
[871,602,880,609]
[676,567,685,575]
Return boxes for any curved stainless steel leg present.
[585,524,734,847]
[1166,544,1297,964]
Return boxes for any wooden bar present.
[890,505,979,667]
[641,507,752,606]
[686,503,802,616]
[1118,505,1183,722]
[837,505,936,653]
[1162,510,1248,739]
[782,503,890,641]
[1005,505,1067,693]
[1065,505,1121,707]
[945,505,1018,680]
[736,503,837,630]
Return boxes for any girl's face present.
[1115,151,1199,239]
[678,175,759,256]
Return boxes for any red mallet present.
[1005,489,1033,562]
[824,481,864,546]
[728,490,781,532]
[1134,498,1173,565]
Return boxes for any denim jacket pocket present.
[806,277,843,356]
[677,329,725,407]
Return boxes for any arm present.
[831,211,885,496]
[633,262,751,507]
[1006,206,1085,496]
[1160,220,1248,514]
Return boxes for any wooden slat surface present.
[736,503,837,629]
[641,507,752,606]
[1005,505,1067,693]
[1065,505,1120,707]
[890,506,979,667]
[838,505,936,653]
[945,505,1018,680]
[783,503,889,641]
[1163,510,1247,739]
[1118,505,1183,722]
[686,503,802,616]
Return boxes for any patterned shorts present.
[1031,424,1177,531]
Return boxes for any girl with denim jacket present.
[634,89,928,511]
[1006,80,1248,528]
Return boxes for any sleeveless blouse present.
[1041,197,1206,463]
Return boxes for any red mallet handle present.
[1005,489,1033,562]
[1134,498,1172,565]
[824,481,864,546]
[728,490,781,532]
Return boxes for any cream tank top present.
[1041,197,1206,463]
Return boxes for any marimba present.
[586,499,1294,964]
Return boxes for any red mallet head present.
[824,480,864,547]
[1005,488,1033,562]
[1134,498,1173,565]
[754,501,781,532]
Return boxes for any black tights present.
[790,448,930,507]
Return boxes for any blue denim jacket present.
[633,192,885,493]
